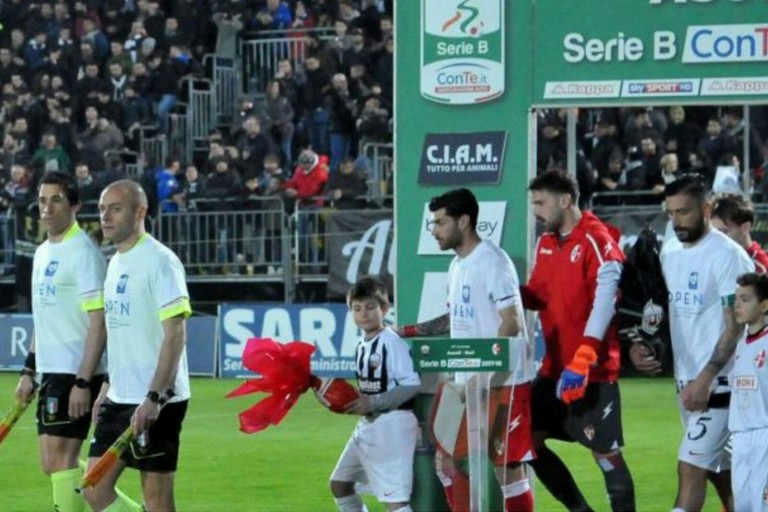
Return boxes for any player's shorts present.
[330,409,418,503]
[531,378,625,453]
[37,373,106,439]
[677,395,730,472]
[731,428,768,512]
[89,399,188,473]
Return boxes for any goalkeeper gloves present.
[556,342,598,404]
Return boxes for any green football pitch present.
[0,374,724,511]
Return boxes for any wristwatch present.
[74,378,91,389]
[146,390,167,405]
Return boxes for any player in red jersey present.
[522,170,635,512]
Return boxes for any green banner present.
[533,0,768,105]
[412,338,510,372]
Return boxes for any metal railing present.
[0,213,15,280]
[182,77,216,162]
[203,54,239,127]
[138,125,168,168]
[359,142,393,205]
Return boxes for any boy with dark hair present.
[711,192,768,273]
[330,276,420,512]
[731,272,768,512]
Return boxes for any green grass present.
[0,375,723,511]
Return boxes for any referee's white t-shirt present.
[661,229,753,383]
[104,234,191,404]
[32,222,107,374]
[447,240,534,385]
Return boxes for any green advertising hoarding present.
[532,0,768,106]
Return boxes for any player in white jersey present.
[731,272,768,512]
[330,276,421,512]
[399,188,535,512]
[12,171,110,512]
[83,180,191,512]
[631,174,752,512]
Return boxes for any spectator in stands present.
[77,115,124,171]
[301,53,331,155]
[10,116,32,153]
[124,20,148,63]
[0,163,32,210]
[72,1,101,40]
[142,0,167,41]
[590,117,621,175]
[290,1,317,30]
[285,148,329,208]
[252,0,293,31]
[326,73,357,173]
[161,17,190,53]
[338,0,362,26]
[274,59,301,116]
[73,161,101,207]
[32,132,70,173]
[327,157,368,209]
[80,16,109,62]
[145,48,185,132]
[202,158,243,211]
[157,157,183,213]
[689,149,714,188]
[659,152,680,190]
[623,107,666,150]
[341,27,370,75]
[597,149,624,194]
[356,94,390,144]
[0,133,29,175]
[697,115,736,168]
[348,62,376,102]
[212,1,246,60]
[47,104,77,160]
[640,134,663,190]
[24,29,50,73]
[173,0,212,59]
[263,79,295,166]
[722,107,764,170]
[0,47,23,86]
[237,116,275,177]
[231,95,270,140]
[181,164,205,212]
[95,86,124,127]
[664,105,704,172]
[107,62,130,103]
[373,35,393,102]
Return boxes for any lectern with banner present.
[412,337,528,512]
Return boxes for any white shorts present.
[330,410,418,503]
[677,398,730,472]
[732,429,768,512]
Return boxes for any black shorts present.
[531,377,625,453]
[37,373,105,439]
[89,399,188,473]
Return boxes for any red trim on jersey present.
[746,325,768,344]
[747,241,768,274]
[526,211,625,382]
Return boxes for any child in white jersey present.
[329,276,421,512]
[731,272,768,512]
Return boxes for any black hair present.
[348,275,389,308]
[663,173,707,201]
[39,171,79,205]
[428,188,479,230]
[528,169,579,201]
[737,273,768,302]
[711,193,754,226]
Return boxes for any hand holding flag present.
[0,400,30,445]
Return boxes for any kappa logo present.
[116,274,129,294]
[44,261,59,277]
[570,244,582,263]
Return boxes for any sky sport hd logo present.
[420,0,504,105]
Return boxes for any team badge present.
[495,437,505,456]
[461,285,471,304]
[583,425,595,441]
[492,342,501,355]
[420,344,430,355]
[44,261,59,276]
[756,350,766,369]
[570,244,582,263]
[116,274,129,294]
[641,300,664,335]
[688,272,699,290]
[46,397,59,420]
[369,353,382,370]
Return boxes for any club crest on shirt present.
[116,274,129,294]
[641,300,664,335]
[756,350,766,369]
[688,272,699,290]
[46,397,58,419]
[369,353,382,370]
[461,285,470,304]
[570,244,582,263]
[583,425,595,441]
[44,261,59,276]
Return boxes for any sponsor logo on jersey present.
[688,272,699,290]
[461,285,471,304]
[540,247,553,255]
[756,349,766,369]
[570,244,582,263]
[733,375,758,390]
[116,274,129,294]
[359,380,382,393]
[44,261,59,276]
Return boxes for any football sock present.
[335,493,365,512]
[596,452,636,512]
[502,480,534,512]
[530,444,593,511]
[100,493,144,512]
[51,468,86,512]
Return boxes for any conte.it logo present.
[44,261,59,277]
[116,274,129,294]
[441,0,484,37]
